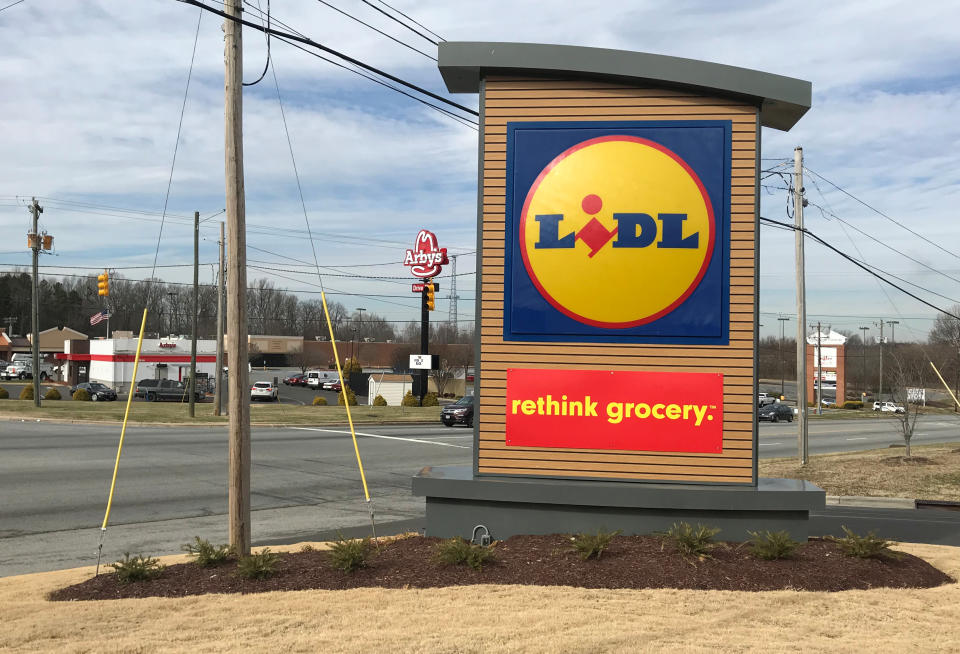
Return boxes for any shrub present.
[299,544,315,553]
[328,534,373,573]
[236,548,281,579]
[748,530,799,560]
[341,358,362,374]
[312,396,328,406]
[110,552,164,583]
[182,536,234,566]
[421,391,439,407]
[663,522,721,558]
[434,537,495,571]
[19,386,34,400]
[842,401,864,410]
[570,528,621,560]
[0,387,8,399]
[337,383,357,406]
[401,391,419,407]
[72,387,91,401]
[373,394,388,406]
[806,401,815,408]
[832,525,900,559]
[44,387,61,400]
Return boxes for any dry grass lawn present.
[3,541,960,653]
[760,442,960,501]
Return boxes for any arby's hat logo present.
[404,229,448,278]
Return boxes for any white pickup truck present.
[873,401,905,414]
[2,359,56,381]
[757,392,777,407]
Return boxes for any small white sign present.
[409,354,433,370]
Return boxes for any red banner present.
[505,368,723,453]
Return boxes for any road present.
[2,416,959,577]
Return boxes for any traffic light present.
[424,281,435,311]
[97,270,109,297]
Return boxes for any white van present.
[305,370,338,388]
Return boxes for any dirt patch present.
[49,534,952,601]
[881,456,936,466]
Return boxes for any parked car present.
[873,401,905,414]
[2,359,55,380]
[250,381,279,402]
[306,370,338,388]
[441,395,474,427]
[134,378,203,402]
[758,403,793,423]
[757,392,777,407]
[283,373,305,386]
[69,382,118,402]
[322,378,343,390]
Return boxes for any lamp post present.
[777,316,790,398]
[166,292,178,337]
[355,308,366,367]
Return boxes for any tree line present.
[0,271,473,345]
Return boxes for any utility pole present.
[777,315,790,398]
[448,254,458,341]
[214,221,225,416]
[224,0,251,556]
[793,147,808,465]
[859,326,870,397]
[814,321,823,415]
[29,198,42,408]
[355,307,366,367]
[886,320,899,348]
[875,320,885,400]
[189,211,199,418]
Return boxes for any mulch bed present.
[49,534,953,601]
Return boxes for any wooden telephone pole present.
[214,221,225,416]
[29,198,42,408]
[189,211,199,418]
[224,0,250,555]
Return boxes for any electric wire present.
[361,0,442,44]
[175,0,478,118]
[0,0,25,12]
[151,8,202,280]
[242,0,270,86]
[314,0,435,60]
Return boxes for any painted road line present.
[846,437,868,441]
[290,427,470,449]
[759,442,782,447]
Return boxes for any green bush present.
[663,522,721,558]
[341,358,362,374]
[19,386,33,400]
[842,401,864,410]
[73,388,91,401]
[328,534,373,573]
[110,552,164,583]
[236,548,281,579]
[748,530,799,560]
[570,528,621,560]
[0,387,8,399]
[337,383,357,406]
[44,387,61,400]
[312,396,328,406]
[401,390,419,406]
[831,525,900,559]
[434,537,495,571]
[182,536,234,566]
[372,394,388,406]
[421,391,439,407]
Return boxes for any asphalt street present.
[2,416,959,576]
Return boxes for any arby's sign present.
[403,229,448,278]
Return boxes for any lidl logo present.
[505,121,731,344]
[520,135,714,328]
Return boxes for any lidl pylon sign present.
[505,121,731,344]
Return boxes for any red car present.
[328,381,342,392]
[283,374,305,386]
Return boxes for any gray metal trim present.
[472,79,485,477]
[438,42,811,131]
[751,112,761,485]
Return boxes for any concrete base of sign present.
[413,466,825,542]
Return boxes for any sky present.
[1,0,959,343]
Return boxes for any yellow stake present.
[930,361,960,410]
[321,292,371,501]
[101,308,148,529]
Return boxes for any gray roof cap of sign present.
[438,42,811,131]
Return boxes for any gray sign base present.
[413,466,825,542]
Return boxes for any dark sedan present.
[758,403,794,423]
[441,395,474,427]
[69,382,118,402]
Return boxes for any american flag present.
[90,310,110,326]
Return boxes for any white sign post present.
[410,354,434,370]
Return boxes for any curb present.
[826,495,916,510]
[0,415,439,428]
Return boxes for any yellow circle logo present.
[519,135,715,328]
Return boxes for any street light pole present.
[777,316,790,398]
[355,307,366,367]
[859,326,870,398]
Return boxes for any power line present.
[175,0,478,118]
[152,7,203,279]
[314,0,436,60]
[0,0,25,13]
[805,166,960,262]
[242,0,270,86]
[359,0,442,45]
[759,216,960,320]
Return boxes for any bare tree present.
[886,352,927,458]
[430,343,472,396]
[929,305,960,412]
[288,347,322,374]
